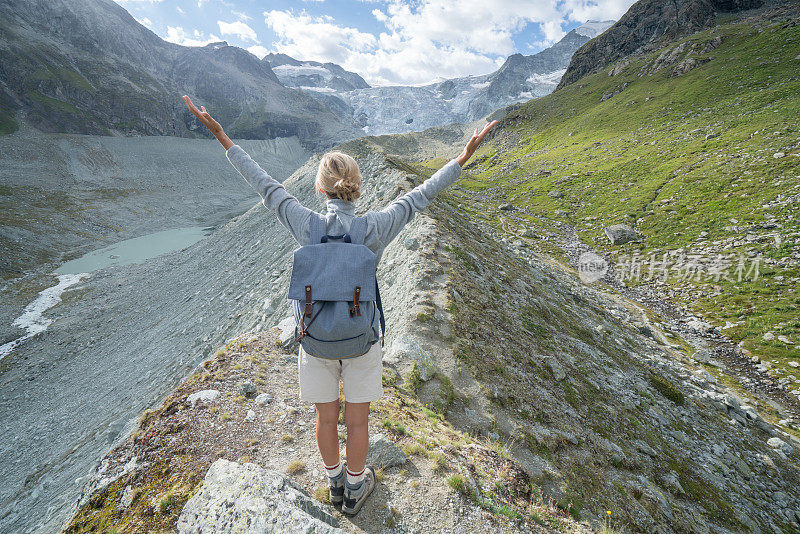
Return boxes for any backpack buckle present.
[348,286,362,318]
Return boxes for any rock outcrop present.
[605,224,639,245]
[557,0,765,89]
[177,459,342,534]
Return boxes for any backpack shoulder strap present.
[309,212,327,244]
[348,216,368,245]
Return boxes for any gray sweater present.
[225,144,462,261]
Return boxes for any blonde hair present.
[315,151,362,202]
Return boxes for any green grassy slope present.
[446,15,800,385]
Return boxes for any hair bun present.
[315,152,362,202]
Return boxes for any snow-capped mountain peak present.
[574,20,615,39]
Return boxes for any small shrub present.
[159,493,175,514]
[286,460,306,475]
[446,474,470,495]
[430,452,448,473]
[648,374,685,405]
[402,443,428,456]
[314,485,330,504]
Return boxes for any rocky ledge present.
[63,329,587,533]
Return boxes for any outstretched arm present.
[181,95,312,243]
[182,95,234,150]
[456,120,498,167]
[369,120,498,247]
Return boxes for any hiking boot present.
[341,466,376,516]
[328,462,346,505]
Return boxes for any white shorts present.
[298,341,384,404]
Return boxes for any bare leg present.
[315,400,340,466]
[344,401,370,473]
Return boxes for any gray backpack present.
[288,213,385,359]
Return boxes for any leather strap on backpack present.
[349,286,362,317]
[304,285,313,318]
[296,301,326,343]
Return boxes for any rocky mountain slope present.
[0,122,308,276]
[557,0,771,88]
[0,0,361,148]
[272,21,614,136]
[456,1,800,404]
[62,123,799,533]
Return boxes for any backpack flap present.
[288,243,377,301]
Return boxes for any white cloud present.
[218,20,260,43]
[264,10,377,64]
[247,45,269,59]
[232,9,251,21]
[561,0,635,23]
[164,26,221,47]
[263,1,633,86]
[114,0,163,4]
[177,6,186,15]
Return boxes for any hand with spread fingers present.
[456,120,498,167]
[182,95,234,150]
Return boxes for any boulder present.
[277,317,297,349]
[366,433,407,469]
[119,485,135,509]
[177,459,341,533]
[239,381,258,398]
[605,224,638,245]
[545,356,566,381]
[691,350,710,363]
[387,334,436,381]
[255,393,274,405]
[187,389,220,407]
[767,437,794,456]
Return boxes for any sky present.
[114,0,636,86]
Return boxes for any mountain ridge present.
[557,0,772,89]
[270,20,614,136]
[0,0,361,148]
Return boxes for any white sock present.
[324,461,342,478]
[346,467,365,486]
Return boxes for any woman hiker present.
[182,95,497,516]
